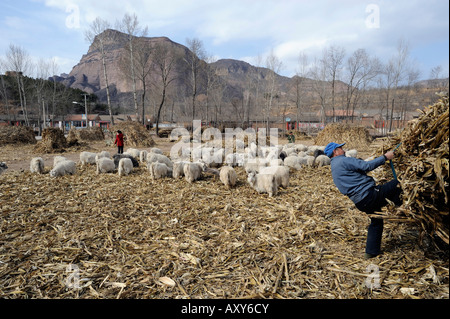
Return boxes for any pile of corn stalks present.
[0,126,36,146]
[67,126,105,144]
[315,123,373,151]
[108,122,155,147]
[378,92,449,245]
[33,128,68,153]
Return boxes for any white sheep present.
[244,142,258,158]
[172,161,189,179]
[125,148,140,159]
[314,154,331,167]
[149,147,163,155]
[139,150,148,163]
[294,144,308,152]
[53,156,67,167]
[283,148,297,156]
[345,149,358,158]
[148,162,172,180]
[30,157,44,174]
[80,151,97,166]
[225,152,246,167]
[258,146,273,158]
[183,162,206,183]
[307,145,324,156]
[147,153,173,168]
[247,172,278,197]
[306,155,316,167]
[118,158,133,176]
[269,159,284,166]
[264,147,281,163]
[219,166,238,188]
[201,147,224,168]
[50,160,76,177]
[95,151,110,163]
[96,157,115,174]
[243,158,269,174]
[97,151,111,159]
[283,156,303,170]
[259,165,290,188]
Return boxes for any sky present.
[0,0,448,81]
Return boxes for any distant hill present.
[55,30,306,111]
[59,30,189,102]
[54,29,448,123]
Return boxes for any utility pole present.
[42,99,46,129]
[83,94,89,128]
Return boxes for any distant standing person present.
[114,130,124,154]
[287,132,295,143]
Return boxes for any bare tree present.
[117,13,148,123]
[344,48,381,122]
[429,65,446,89]
[242,80,252,127]
[131,39,154,126]
[325,45,345,122]
[34,58,51,133]
[5,44,31,126]
[398,68,420,127]
[293,52,309,131]
[240,55,264,128]
[49,58,59,124]
[231,97,246,123]
[208,76,226,127]
[85,17,114,125]
[184,38,205,126]
[430,65,442,79]
[382,39,410,132]
[309,53,329,125]
[0,58,13,121]
[203,55,220,124]
[264,50,283,132]
[152,42,179,135]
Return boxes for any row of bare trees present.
[291,40,448,134]
[0,44,97,133]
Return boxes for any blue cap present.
[324,142,346,157]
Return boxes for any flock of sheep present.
[27,141,359,197]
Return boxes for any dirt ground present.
[0,134,448,301]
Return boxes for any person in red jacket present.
[114,130,124,154]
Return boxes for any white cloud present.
[1,0,447,78]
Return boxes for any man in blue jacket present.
[325,142,402,259]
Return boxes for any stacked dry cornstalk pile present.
[378,92,449,245]
[0,126,36,146]
[315,123,373,150]
[293,131,312,140]
[109,121,155,147]
[67,126,104,145]
[33,128,68,153]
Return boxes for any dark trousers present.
[355,180,402,255]
[118,146,123,154]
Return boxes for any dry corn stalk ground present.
[0,136,448,299]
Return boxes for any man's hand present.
[384,151,394,160]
